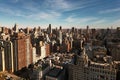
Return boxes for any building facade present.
[69,49,119,80]
[0,40,14,72]
[12,32,33,71]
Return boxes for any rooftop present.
[47,67,63,77]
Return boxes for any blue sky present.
[0,0,120,28]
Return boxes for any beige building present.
[0,44,5,71]
[86,61,116,80]
[69,49,119,80]
[69,49,88,80]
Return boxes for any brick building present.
[11,32,33,71]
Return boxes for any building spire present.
[13,23,18,33]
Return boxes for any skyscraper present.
[47,24,52,34]
[13,24,18,33]
[59,26,62,44]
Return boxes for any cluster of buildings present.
[0,24,120,80]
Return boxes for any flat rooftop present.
[47,67,63,77]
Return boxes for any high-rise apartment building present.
[59,26,62,45]
[0,40,14,72]
[45,43,51,56]
[0,41,5,71]
[4,40,14,72]
[11,32,32,71]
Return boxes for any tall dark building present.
[13,23,18,33]
[86,25,90,41]
[59,26,62,44]
[47,24,52,34]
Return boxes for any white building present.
[40,43,46,59]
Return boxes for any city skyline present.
[0,16,120,79]
[0,0,120,28]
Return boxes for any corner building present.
[69,49,119,80]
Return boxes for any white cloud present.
[27,11,61,20]
[65,16,97,23]
[99,8,120,14]
[10,0,19,3]
[88,19,120,29]
[111,19,120,27]
[0,0,97,21]
[0,7,27,18]
[64,16,112,28]
[93,19,106,24]
[78,17,97,23]
[65,16,76,22]
[0,7,14,15]
[50,11,61,17]
[42,0,92,12]
[21,0,39,12]
[0,3,61,21]
[15,0,18,2]
[43,0,70,10]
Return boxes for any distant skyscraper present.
[59,26,62,44]
[86,25,90,41]
[13,23,18,33]
[26,27,29,34]
[72,27,75,33]
[47,24,52,34]
[91,28,96,39]
[0,27,9,34]
[45,43,51,56]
